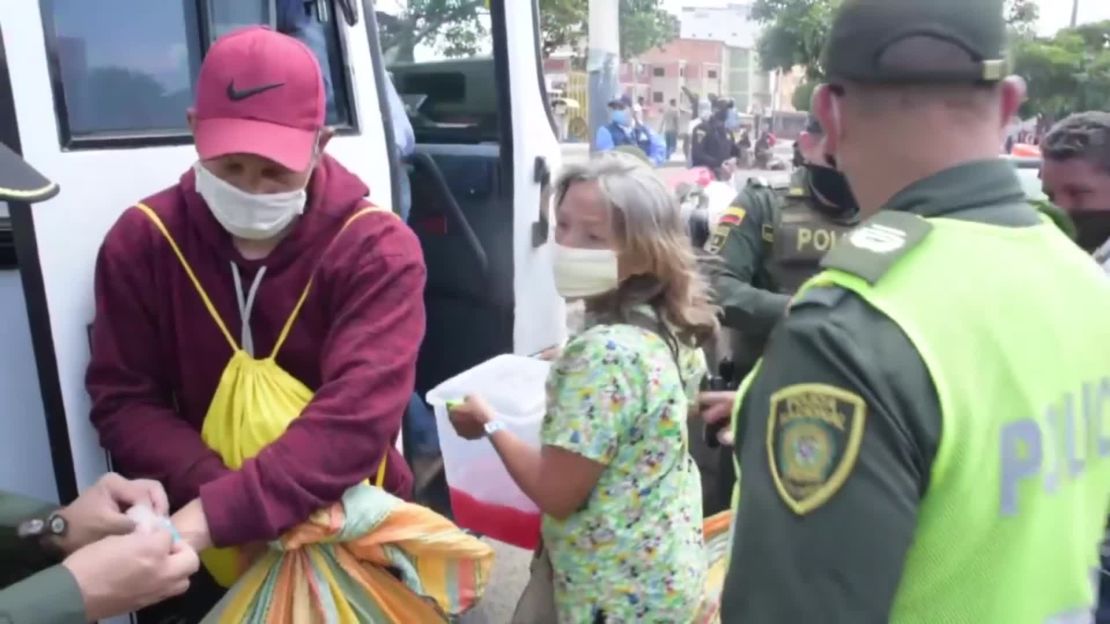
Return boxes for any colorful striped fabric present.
[695,510,733,624]
[200,485,494,623]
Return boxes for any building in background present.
[637,39,725,117]
[678,3,773,115]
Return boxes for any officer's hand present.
[721,158,738,177]
[63,529,198,621]
[698,391,737,447]
[59,473,170,553]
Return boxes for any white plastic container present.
[427,354,550,548]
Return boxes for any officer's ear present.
[812,85,843,159]
[998,76,1027,132]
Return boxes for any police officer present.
[594,96,667,166]
[700,116,860,513]
[709,115,860,373]
[705,0,1110,621]
[690,98,741,178]
[0,144,198,623]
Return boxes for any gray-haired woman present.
[449,152,718,622]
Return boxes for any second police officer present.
[702,115,860,512]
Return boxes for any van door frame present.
[0,24,79,503]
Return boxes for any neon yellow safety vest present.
[772,212,1110,623]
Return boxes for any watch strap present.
[483,421,507,437]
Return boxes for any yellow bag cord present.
[133,202,393,489]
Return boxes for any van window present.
[376,2,500,144]
[40,0,354,147]
[42,0,203,142]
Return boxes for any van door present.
[0,0,393,500]
[375,0,564,400]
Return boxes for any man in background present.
[1040,111,1110,623]
[1041,111,1110,272]
[662,99,682,160]
[594,97,667,166]
[690,98,740,178]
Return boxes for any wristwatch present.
[483,421,507,438]
[18,512,68,556]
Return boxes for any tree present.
[537,0,679,60]
[1006,0,1040,38]
[1014,21,1110,118]
[377,0,488,63]
[751,0,1044,79]
[751,0,838,79]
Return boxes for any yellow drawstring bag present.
[135,202,388,587]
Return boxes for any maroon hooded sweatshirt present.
[87,155,425,547]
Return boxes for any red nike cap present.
[193,26,325,173]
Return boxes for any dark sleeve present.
[710,188,792,335]
[729,132,741,159]
[690,126,709,167]
[87,210,232,509]
[0,493,57,585]
[0,565,86,624]
[199,215,427,546]
[720,287,941,624]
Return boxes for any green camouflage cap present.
[823,0,1009,84]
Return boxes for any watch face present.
[48,514,67,536]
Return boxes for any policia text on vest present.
[721,162,1110,624]
[1000,377,1110,517]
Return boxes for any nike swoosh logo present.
[226,80,285,101]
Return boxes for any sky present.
[662,0,1110,36]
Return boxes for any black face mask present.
[804,162,859,216]
[1071,211,1110,253]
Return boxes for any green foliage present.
[1014,20,1110,118]
[618,0,681,60]
[538,0,679,60]
[751,0,838,79]
[377,0,488,63]
[791,79,817,111]
[751,0,1042,80]
[1006,0,1040,38]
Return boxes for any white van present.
[0,0,564,531]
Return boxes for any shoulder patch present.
[767,383,867,515]
[706,205,747,253]
[820,211,933,284]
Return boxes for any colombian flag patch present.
[719,206,747,227]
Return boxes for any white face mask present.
[194,162,308,241]
[552,243,620,299]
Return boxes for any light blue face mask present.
[725,109,741,130]
[610,110,630,126]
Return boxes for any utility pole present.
[587,0,620,151]
[1071,0,1079,28]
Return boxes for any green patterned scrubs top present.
[541,317,708,623]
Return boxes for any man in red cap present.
[86,27,425,616]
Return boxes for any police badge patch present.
[766,384,866,515]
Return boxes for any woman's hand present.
[447,395,495,440]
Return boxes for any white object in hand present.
[126,504,180,542]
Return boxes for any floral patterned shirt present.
[541,320,708,623]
